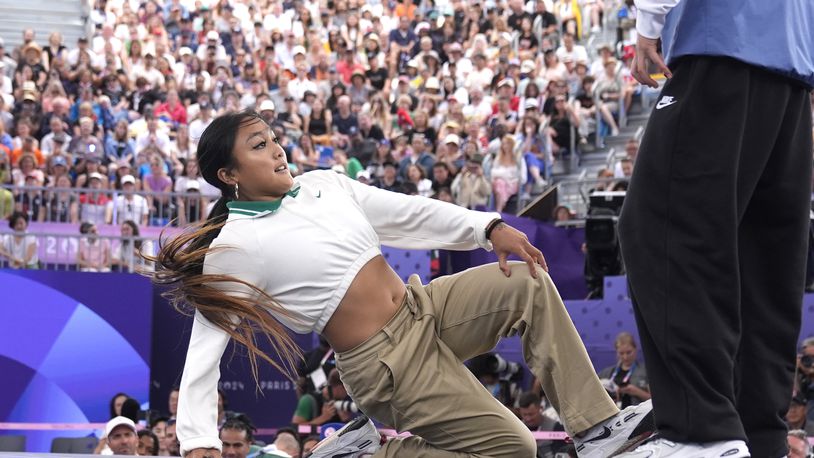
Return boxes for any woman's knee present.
[503,430,537,457]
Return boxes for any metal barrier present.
[0,230,156,273]
[2,185,217,227]
[554,177,620,218]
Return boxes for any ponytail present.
[146,111,302,385]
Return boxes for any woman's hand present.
[488,221,548,277]
[186,448,221,458]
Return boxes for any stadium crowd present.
[0,0,651,247]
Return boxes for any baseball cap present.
[179,47,193,56]
[448,43,462,53]
[424,77,440,90]
[186,179,201,191]
[104,416,137,438]
[258,100,275,112]
[89,172,104,181]
[121,174,136,185]
[206,30,220,41]
[52,156,68,167]
[292,45,306,56]
[469,153,484,164]
[524,98,539,109]
[444,134,460,146]
[497,78,515,88]
[356,170,371,180]
[521,60,536,74]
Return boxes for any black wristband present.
[485,218,505,241]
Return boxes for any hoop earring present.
[234,182,239,200]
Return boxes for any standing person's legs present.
[618,56,810,446]
[415,262,619,435]
[734,82,812,456]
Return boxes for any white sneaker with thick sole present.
[305,415,382,458]
[615,438,750,457]
[573,400,656,457]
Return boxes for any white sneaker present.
[305,415,382,458]
[574,400,656,457]
[615,438,750,457]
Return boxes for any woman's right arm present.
[176,309,231,457]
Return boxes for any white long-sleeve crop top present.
[177,170,499,455]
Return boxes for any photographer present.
[598,332,650,409]
[451,154,492,210]
[322,368,360,424]
[467,352,525,410]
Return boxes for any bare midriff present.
[322,255,407,353]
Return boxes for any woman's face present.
[501,137,514,153]
[113,394,127,416]
[186,159,199,176]
[13,217,27,232]
[20,157,35,171]
[407,165,421,182]
[120,223,133,237]
[617,344,637,367]
[223,119,293,200]
[17,123,30,137]
[150,159,163,175]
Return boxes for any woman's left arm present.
[334,172,547,276]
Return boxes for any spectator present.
[167,387,179,420]
[598,332,650,409]
[260,430,301,458]
[78,171,111,223]
[67,116,104,164]
[110,175,149,225]
[150,416,170,456]
[96,416,138,456]
[0,211,38,269]
[219,417,254,458]
[105,119,135,169]
[113,220,153,273]
[11,136,44,167]
[517,391,564,458]
[0,185,12,219]
[155,89,187,126]
[41,116,71,158]
[303,97,332,145]
[164,419,180,456]
[77,221,111,272]
[138,430,160,457]
[135,113,171,160]
[405,163,433,198]
[398,133,435,180]
[484,135,527,213]
[451,154,492,209]
[12,153,44,187]
[332,149,363,179]
[374,161,402,193]
[108,393,130,419]
[787,429,811,458]
[786,395,814,436]
[143,155,174,225]
[43,174,78,223]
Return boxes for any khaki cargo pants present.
[335,262,618,457]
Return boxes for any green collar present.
[227,183,301,217]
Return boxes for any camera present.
[333,400,359,413]
[802,355,814,368]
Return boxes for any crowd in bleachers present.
[0,0,652,247]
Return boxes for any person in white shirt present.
[150,111,654,458]
[189,101,214,148]
[110,175,149,225]
[555,33,588,65]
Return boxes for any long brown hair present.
[148,111,301,384]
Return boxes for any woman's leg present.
[336,297,536,458]
[414,262,619,435]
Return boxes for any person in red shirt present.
[335,47,365,85]
[154,89,188,125]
